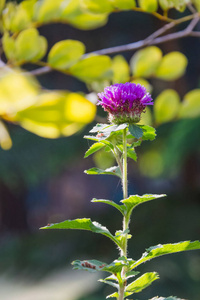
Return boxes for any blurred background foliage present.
[0,0,200,299]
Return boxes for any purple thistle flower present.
[97,82,153,124]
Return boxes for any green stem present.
[118,128,129,300]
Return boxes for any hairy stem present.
[118,128,129,300]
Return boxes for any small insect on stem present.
[96,133,105,138]
[81,261,96,270]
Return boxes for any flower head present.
[97,82,153,124]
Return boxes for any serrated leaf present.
[139,125,156,141]
[129,124,143,139]
[179,89,200,119]
[154,89,180,124]
[155,52,188,81]
[138,0,158,12]
[117,144,137,161]
[41,218,119,245]
[111,0,136,9]
[48,40,85,69]
[84,142,105,158]
[131,240,200,269]
[121,194,166,216]
[72,259,107,272]
[131,46,162,77]
[106,292,119,299]
[92,198,125,214]
[99,279,119,288]
[126,272,159,293]
[15,28,47,62]
[84,166,121,178]
[112,55,130,83]
[70,55,113,83]
[81,0,114,13]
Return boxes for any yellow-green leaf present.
[159,0,188,11]
[154,89,180,124]
[15,28,47,62]
[179,89,200,119]
[193,0,200,11]
[14,92,96,138]
[131,78,152,93]
[138,106,152,126]
[70,55,113,83]
[2,32,16,61]
[0,121,12,150]
[34,0,67,22]
[155,51,188,80]
[0,70,39,115]
[48,40,85,70]
[81,0,114,13]
[0,0,5,14]
[111,0,136,9]
[61,0,108,30]
[138,0,158,12]
[112,55,130,83]
[131,46,162,77]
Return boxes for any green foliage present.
[131,46,162,78]
[41,218,120,245]
[111,0,136,9]
[129,124,143,139]
[112,55,130,83]
[159,0,189,11]
[125,272,159,293]
[179,89,200,118]
[150,297,186,300]
[84,166,122,177]
[154,89,180,124]
[48,40,85,69]
[81,0,114,14]
[92,198,125,214]
[138,0,158,12]
[155,52,188,80]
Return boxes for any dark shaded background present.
[0,7,200,300]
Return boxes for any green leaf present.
[34,0,64,22]
[103,257,134,273]
[72,259,107,272]
[154,89,180,124]
[131,78,153,93]
[138,107,153,126]
[84,166,122,178]
[106,292,119,299]
[159,0,188,11]
[0,121,12,150]
[99,279,119,289]
[111,0,136,9]
[0,0,5,14]
[155,52,188,81]
[139,125,156,141]
[61,0,108,30]
[81,0,114,13]
[150,297,186,300]
[130,46,162,77]
[117,144,137,161]
[84,142,105,158]
[126,272,159,293]
[15,28,47,62]
[132,240,200,269]
[129,124,143,139]
[15,92,96,138]
[41,218,119,245]
[2,32,16,61]
[48,40,85,69]
[193,0,200,11]
[92,198,125,214]
[179,89,200,119]
[70,55,112,83]
[138,0,158,12]
[121,194,166,216]
[112,55,130,83]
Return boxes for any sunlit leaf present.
[154,89,180,124]
[41,218,119,245]
[112,55,130,83]
[0,0,5,13]
[106,292,119,298]
[111,0,136,9]
[92,198,125,214]
[131,46,162,77]
[99,279,118,288]
[159,0,188,11]
[150,297,185,300]
[0,121,12,150]
[0,70,39,115]
[15,28,47,62]
[179,89,200,119]
[14,92,96,138]
[138,0,158,12]
[155,52,188,80]
[84,166,121,178]
[48,40,85,69]
[139,125,156,141]
[84,142,106,158]
[70,55,112,82]
[193,0,200,11]
[72,259,107,272]
[126,272,159,292]
[138,107,153,126]
[61,0,108,30]
[34,0,66,22]
[81,0,114,13]
[2,32,16,61]
[131,78,153,93]
[131,240,200,269]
